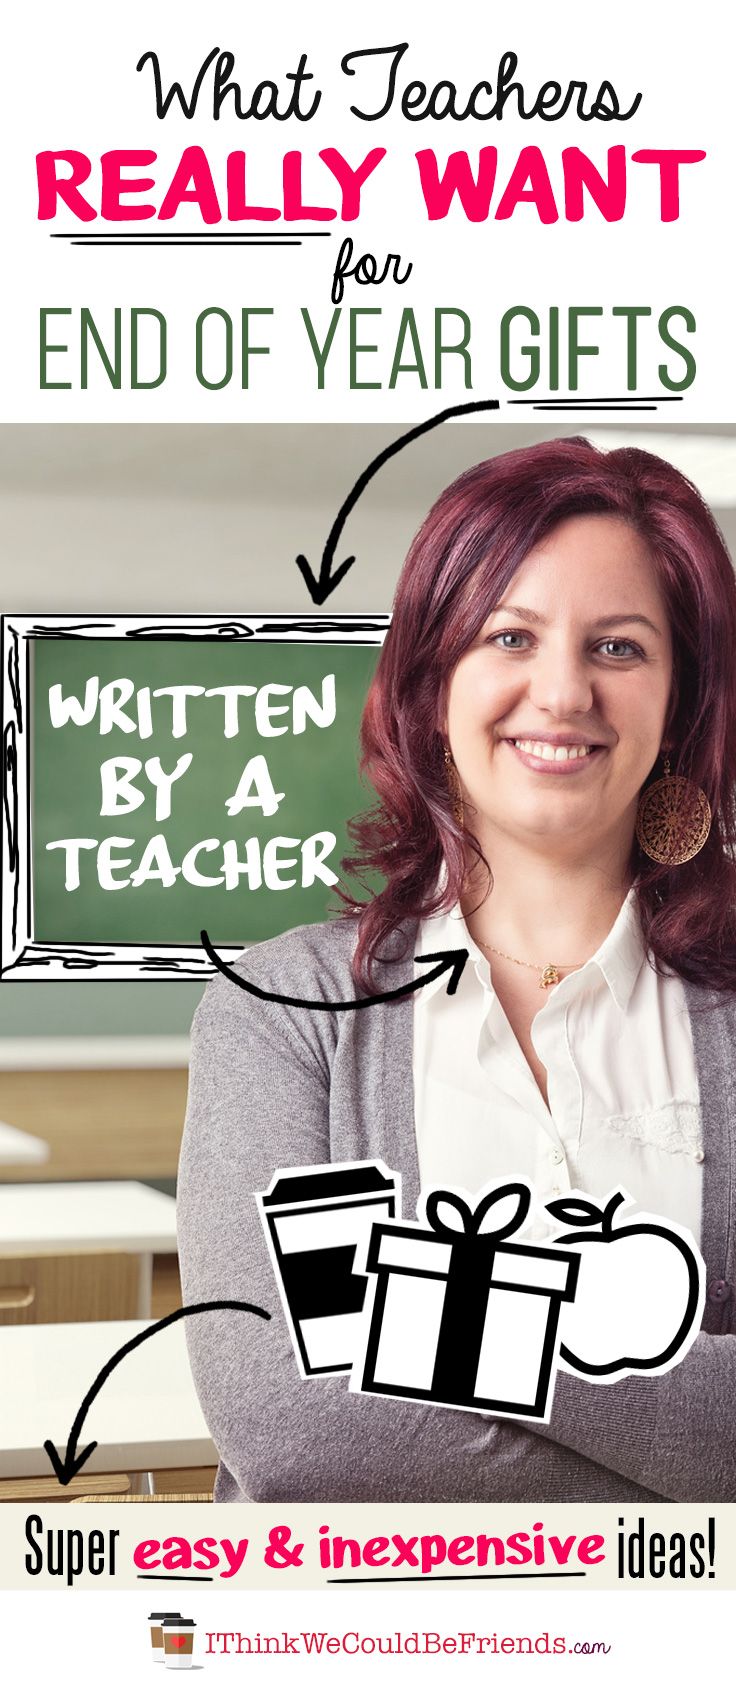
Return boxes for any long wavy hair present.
[338,435,736,993]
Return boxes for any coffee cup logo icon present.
[148,1612,183,1663]
[162,1617,196,1670]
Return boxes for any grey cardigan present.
[177,916,736,1503]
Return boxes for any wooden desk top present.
[0,1319,216,1478]
[0,1181,177,1255]
[0,1124,49,1167]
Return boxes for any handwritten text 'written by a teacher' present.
[45,673,340,893]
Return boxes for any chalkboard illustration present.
[0,612,385,982]
[353,1182,579,1419]
[544,1191,705,1379]
[257,1160,400,1375]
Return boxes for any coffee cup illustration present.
[148,1612,183,1662]
[258,1160,400,1375]
[163,1618,196,1669]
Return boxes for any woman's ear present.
[437,681,450,744]
[662,674,680,751]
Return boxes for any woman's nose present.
[527,643,594,719]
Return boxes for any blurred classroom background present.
[0,422,734,1502]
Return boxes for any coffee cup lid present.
[149,1612,182,1621]
[164,1618,195,1628]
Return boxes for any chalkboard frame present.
[1,613,388,983]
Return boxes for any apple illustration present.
[545,1190,705,1381]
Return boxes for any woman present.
[178,436,736,1503]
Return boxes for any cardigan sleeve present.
[177,968,662,1503]
[530,1337,736,1501]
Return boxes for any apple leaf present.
[545,1198,604,1228]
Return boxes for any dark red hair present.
[338,435,736,993]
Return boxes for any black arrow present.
[200,931,469,1010]
[43,1299,270,1487]
[296,398,500,605]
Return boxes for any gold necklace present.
[478,941,583,991]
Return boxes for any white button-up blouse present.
[413,889,704,1244]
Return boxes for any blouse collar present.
[416,885,645,1015]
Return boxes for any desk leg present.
[127,1471,155,1495]
[137,1252,153,1318]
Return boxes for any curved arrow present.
[43,1299,270,1487]
[200,930,469,1009]
[296,398,500,605]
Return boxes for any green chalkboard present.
[32,635,381,946]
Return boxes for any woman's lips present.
[504,737,606,774]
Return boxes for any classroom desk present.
[0,1182,177,1256]
[0,1318,217,1479]
[0,1182,178,1321]
[0,1122,50,1166]
[0,1038,189,1184]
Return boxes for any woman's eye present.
[597,638,641,659]
[488,630,530,651]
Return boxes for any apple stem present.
[601,1192,626,1238]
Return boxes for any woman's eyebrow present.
[590,613,662,636]
[490,603,546,623]
[490,605,662,637]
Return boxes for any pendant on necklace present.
[539,964,560,989]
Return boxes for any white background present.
[1,0,733,419]
[1,1588,729,1691]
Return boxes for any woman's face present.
[444,513,674,862]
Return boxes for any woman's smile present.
[504,736,607,774]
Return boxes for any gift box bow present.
[417,1180,577,1301]
[423,1180,532,1246]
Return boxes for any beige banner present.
[0,1501,733,1590]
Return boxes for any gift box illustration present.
[258,1160,400,1376]
[352,1181,579,1419]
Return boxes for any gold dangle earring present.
[443,745,465,828]
[635,754,712,866]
